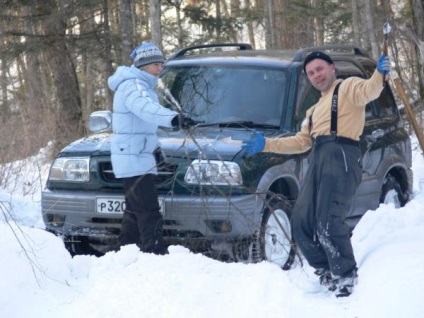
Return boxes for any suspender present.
[309,81,342,136]
[330,82,342,135]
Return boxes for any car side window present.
[374,86,397,117]
[365,102,374,119]
[361,63,397,119]
[295,60,367,130]
[295,75,320,130]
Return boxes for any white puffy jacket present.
[108,65,178,178]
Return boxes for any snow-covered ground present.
[1,138,423,318]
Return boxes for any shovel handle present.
[383,37,388,86]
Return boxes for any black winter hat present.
[303,51,334,74]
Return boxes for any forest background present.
[0,0,423,172]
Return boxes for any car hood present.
[158,128,248,160]
[60,133,113,156]
[60,128,290,160]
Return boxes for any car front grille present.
[99,161,178,186]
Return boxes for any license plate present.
[96,197,165,215]
[96,197,126,214]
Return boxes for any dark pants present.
[291,137,362,276]
[119,174,168,255]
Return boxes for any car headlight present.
[48,157,90,182]
[184,159,242,185]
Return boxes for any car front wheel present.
[64,235,105,257]
[257,195,295,268]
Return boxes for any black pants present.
[119,174,168,255]
[291,137,362,276]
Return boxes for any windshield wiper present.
[196,121,279,128]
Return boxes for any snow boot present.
[333,267,358,297]
[314,268,336,291]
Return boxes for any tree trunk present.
[23,6,51,153]
[173,0,184,48]
[23,7,44,116]
[244,0,256,48]
[313,0,325,46]
[357,0,370,52]
[103,0,114,110]
[351,0,361,47]
[1,54,9,122]
[228,0,239,42]
[363,0,379,59]
[215,0,222,41]
[150,0,163,49]
[77,5,98,125]
[264,0,274,49]
[273,0,283,49]
[410,0,424,100]
[120,0,134,65]
[39,0,84,153]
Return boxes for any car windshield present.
[158,65,288,127]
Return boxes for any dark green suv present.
[41,44,413,266]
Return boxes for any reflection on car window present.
[374,85,396,117]
[159,66,287,126]
[334,60,366,77]
[361,62,396,118]
[296,75,320,129]
[361,62,375,78]
[365,102,374,119]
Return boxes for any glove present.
[241,131,265,157]
[171,115,198,129]
[377,54,390,75]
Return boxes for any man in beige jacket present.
[242,51,391,297]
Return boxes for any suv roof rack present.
[168,43,253,60]
[293,45,369,62]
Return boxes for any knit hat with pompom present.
[130,42,164,68]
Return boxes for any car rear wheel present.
[256,195,295,268]
[380,174,408,208]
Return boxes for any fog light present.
[205,220,232,233]
[47,214,66,227]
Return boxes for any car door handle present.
[371,129,384,139]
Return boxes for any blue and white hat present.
[130,42,164,68]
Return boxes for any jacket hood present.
[108,65,158,91]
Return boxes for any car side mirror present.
[88,110,112,133]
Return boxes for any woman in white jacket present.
[108,42,194,254]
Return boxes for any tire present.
[256,195,294,268]
[380,175,408,208]
[64,235,104,257]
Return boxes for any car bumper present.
[41,189,262,243]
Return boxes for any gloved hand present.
[377,54,391,75]
[241,131,265,157]
[171,115,198,129]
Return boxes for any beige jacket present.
[264,70,384,154]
